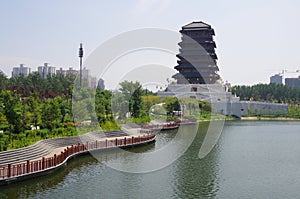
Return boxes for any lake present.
[1,121,300,199]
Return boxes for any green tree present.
[0,71,8,90]
[27,72,45,90]
[119,81,141,100]
[118,81,144,118]
[111,92,128,119]
[142,95,161,114]
[0,91,24,136]
[41,98,62,130]
[95,89,113,123]
[232,83,300,104]
[26,92,42,128]
[164,97,181,114]
[130,85,143,118]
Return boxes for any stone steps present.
[0,142,53,166]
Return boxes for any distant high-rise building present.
[38,63,56,79]
[97,78,105,90]
[90,77,98,89]
[12,64,31,77]
[56,67,67,77]
[67,67,78,76]
[56,66,98,89]
[56,67,78,77]
[81,67,90,87]
[81,67,98,88]
[172,21,220,84]
[82,67,90,80]
[270,74,282,85]
[65,67,78,76]
[285,76,300,89]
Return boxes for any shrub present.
[100,121,121,130]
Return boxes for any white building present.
[12,64,31,77]
[38,63,56,79]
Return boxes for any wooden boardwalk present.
[0,120,195,185]
[0,130,156,184]
[0,130,128,166]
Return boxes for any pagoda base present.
[157,84,287,118]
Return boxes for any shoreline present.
[198,116,300,122]
[240,116,300,121]
[0,132,156,185]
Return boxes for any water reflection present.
[172,122,220,199]
[0,155,98,198]
[0,123,221,199]
[5,121,300,198]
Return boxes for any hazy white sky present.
[0,0,300,87]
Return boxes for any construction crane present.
[278,69,300,78]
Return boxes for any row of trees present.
[0,69,213,151]
[231,83,300,104]
[0,76,164,150]
[0,90,75,150]
[0,71,75,98]
[0,70,85,150]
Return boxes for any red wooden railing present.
[141,119,197,130]
[141,122,180,130]
[0,133,155,179]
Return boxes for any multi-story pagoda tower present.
[172,21,220,84]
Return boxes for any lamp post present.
[79,43,84,87]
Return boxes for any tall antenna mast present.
[79,43,84,87]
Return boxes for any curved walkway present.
[0,120,189,184]
[0,128,156,184]
[0,130,129,167]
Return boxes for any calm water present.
[1,121,300,199]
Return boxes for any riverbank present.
[2,121,300,198]
[241,116,300,121]
[0,119,201,184]
[0,129,156,185]
[199,116,300,122]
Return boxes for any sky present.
[0,0,300,88]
